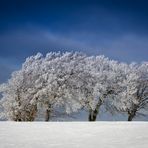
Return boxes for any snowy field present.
[0,122,148,148]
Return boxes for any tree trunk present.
[128,114,134,121]
[30,104,38,121]
[128,110,136,121]
[88,99,102,122]
[15,112,22,121]
[89,109,98,121]
[45,104,51,122]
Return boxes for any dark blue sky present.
[0,0,148,83]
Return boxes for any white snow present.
[0,122,147,148]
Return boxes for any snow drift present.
[0,122,147,148]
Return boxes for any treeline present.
[0,52,147,121]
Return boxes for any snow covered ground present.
[0,122,147,148]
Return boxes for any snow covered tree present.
[0,71,36,121]
[0,51,147,122]
[0,53,44,121]
[111,62,148,121]
[126,63,148,121]
[82,56,122,121]
[33,52,86,121]
[7,52,86,121]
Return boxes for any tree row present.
[0,52,147,121]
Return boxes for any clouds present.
[88,33,148,62]
[0,0,148,35]
[0,61,17,84]
[0,28,85,58]
[0,27,148,62]
[0,27,148,84]
[0,28,88,84]
[0,0,148,83]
